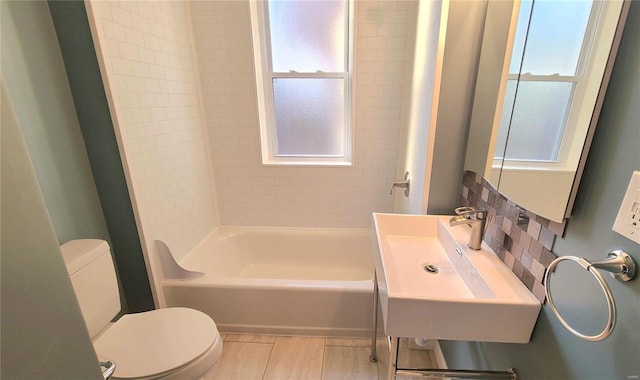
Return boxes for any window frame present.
[250,0,355,166]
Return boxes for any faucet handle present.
[455,206,477,215]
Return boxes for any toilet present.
[60,239,223,379]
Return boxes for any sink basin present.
[372,213,540,343]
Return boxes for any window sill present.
[261,158,353,168]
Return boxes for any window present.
[494,0,603,166]
[250,0,354,165]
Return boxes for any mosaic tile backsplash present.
[459,171,566,303]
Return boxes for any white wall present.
[426,0,488,214]
[86,0,219,303]
[395,0,445,214]
[191,0,418,228]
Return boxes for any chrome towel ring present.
[544,250,636,342]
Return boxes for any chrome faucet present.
[449,207,487,250]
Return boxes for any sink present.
[372,213,540,343]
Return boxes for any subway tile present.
[502,217,513,235]
[540,248,557,267]
[518,233,532,258]
[513,260,525,279]
[510,222,522,243]
[532,281,547,304]
[110,57,134,75]
[539,227,556,250]
[131,14,150,33]
[138,47,156,64]
[530,259,546,283]
[131,61,150,77]
[93,0,219,258]
[529,239,544,261]
[521,250,533,270]
[102,19,127,40]
[504,250,515,270]
[109,4,133,27]
[527,218,542,240]
[124,26,145,47]
[522,269,536,291]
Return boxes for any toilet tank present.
[60,239,121,339]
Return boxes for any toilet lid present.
[93,308,218,379]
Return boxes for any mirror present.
[464,0,628,222]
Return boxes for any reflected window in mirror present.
[464,0,627,223]
[496,0,601,166]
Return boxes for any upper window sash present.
[264,0,349,74]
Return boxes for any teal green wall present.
[1,0,109,245]
[48,0,155,312]
[441,3,640,379]
[2,0,154,313]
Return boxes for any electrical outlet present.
[612,171,640,244]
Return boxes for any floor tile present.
[225,333,277,344]
[325,337,371,347]
[375,338,391,380]
[398,338,437,369]
[204,342,272,380]
[263,336,325,380]
[322,346,378,380]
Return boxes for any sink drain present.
[424,264,439,274]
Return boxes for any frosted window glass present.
[273,78,345,156]
[502,81,574,161]
[268,0,346,72]
[519,1,592,75]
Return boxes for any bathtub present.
[160,226,375,337]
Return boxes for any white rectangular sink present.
[372,213,540,343]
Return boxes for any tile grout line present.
[319,338,326,380]
[260,340,275,380]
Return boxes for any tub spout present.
[449,209,487,250]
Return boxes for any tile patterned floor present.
[205,334,438,380]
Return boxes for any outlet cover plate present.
[612,171,640,244]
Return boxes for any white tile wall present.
[191,0,418,228]
[89,1,218,261]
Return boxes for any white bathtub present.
[161,226,375,337]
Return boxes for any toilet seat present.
[93,307,220,379]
